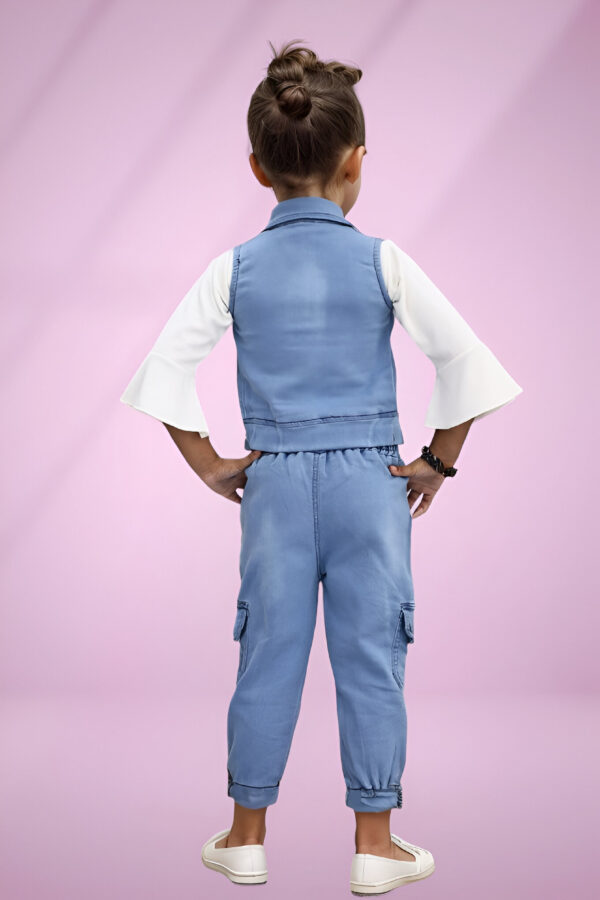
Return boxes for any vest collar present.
[263,195,357,231]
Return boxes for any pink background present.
[1,1,599,897]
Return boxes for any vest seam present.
[229,245,241,317]
[242,410,398,427]
[373,237,394,310]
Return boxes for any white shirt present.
[120,240,523,437]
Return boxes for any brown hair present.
[247,39,366,194]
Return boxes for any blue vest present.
[230,196,404,452]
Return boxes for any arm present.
[380,239,523,516]
[429,417,474,469]
[161,425,260,503]
[162,426,220,479]
[120,248,260,502]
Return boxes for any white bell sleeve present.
[380,239,523,429]
[120,247,234,436]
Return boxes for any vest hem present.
[242,413,404,452]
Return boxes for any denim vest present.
[230,196,403,452]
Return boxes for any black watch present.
[420,445,457,477]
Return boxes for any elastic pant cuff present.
[228,780,280,809]
[346,785,403,812]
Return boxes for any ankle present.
[227,828,266,846]
[355,837,393,855]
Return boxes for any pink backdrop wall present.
[1,1,598,898]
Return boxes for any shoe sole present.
[350,862,435,894]
[201,855,268,884]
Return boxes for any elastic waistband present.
[258,444,400,456]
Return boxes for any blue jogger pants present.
[226,445,415,813]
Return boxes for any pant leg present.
[226,451,320,809]
[318,446,415,813]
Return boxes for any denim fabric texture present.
[226,445,414,813]
[229,196,404,452]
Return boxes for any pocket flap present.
[233,603,248,641]
[401,606,415,643]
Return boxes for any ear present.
[249,153,273,188]
[346,145,366,185]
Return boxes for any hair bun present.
[275,81,312,120]
[248,39,365,189]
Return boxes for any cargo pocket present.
[233,600,249,681]
[391,605,414,689]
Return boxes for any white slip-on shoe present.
[201,827,268,885]
[350,834,435,895]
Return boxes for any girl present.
[120,39,522,895]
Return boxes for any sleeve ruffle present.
[424,341,524,430]
[120,350,209,436]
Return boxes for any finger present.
[240,450,262,470]
[407,489,421,508]
[389,464,415,480]
[412,496,433,518]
